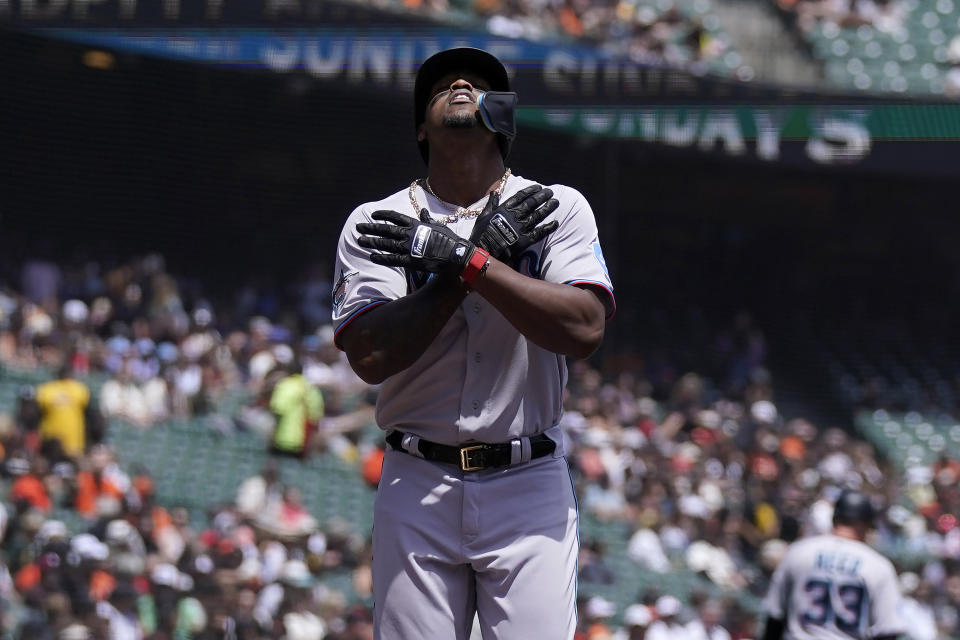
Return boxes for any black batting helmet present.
[414,47,513,164]
[832,490,875,527]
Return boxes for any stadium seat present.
[788,0,958,96]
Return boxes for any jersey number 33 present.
[801,579,866,636]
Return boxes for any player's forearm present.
[340,277,469,384]
[470,258,605,359]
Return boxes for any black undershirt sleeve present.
[759,616,785,640]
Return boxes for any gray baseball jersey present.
[332,173,615,445]
[763,534,906,640]
[333,173,613,639]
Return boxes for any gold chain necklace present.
[408,168,511,224]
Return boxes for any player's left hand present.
[469,185,559,267]
[357,208,477,278]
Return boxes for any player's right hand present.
[357,208,477,278]
[469,185,559,267]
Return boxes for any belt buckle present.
[459,444,486,472]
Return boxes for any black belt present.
[386,430,556,472]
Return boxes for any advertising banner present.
[25,25,960,175]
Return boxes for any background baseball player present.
[760,490,906,640]
[332,47,615,639]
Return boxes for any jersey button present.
[472,400,479,411]
[473,304,481,313]
[474,352,482,363]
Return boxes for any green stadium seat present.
[796,0,958,96]
[915,422,935,440]
[949,425,960,442]
[895,431,915,449]
[853,73,874,89]
[864,40,885,58]
[883,420,902,437]
[889,75,910,91]
[929,29,949,46]
[847,57,866,74]
[898,42,918,60]
[928,433,947,453]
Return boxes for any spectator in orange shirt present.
[10,457,52,512]
[74,445,128,518]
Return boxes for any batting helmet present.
[832,490,875,527]
[414,47,516,164]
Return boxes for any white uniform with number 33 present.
[763,534,906,640]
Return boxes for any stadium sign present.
[580,104,960,175]
[28,27,960,174]
[518,103,960,173]
[520,106,874,166]
[35,27,818,103]
[0,0,430,24]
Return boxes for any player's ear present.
[417,124,426,142]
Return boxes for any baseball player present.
[332,47,615,639]
[760,490,906,640]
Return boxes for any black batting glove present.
[357,208,476,278]
[469,185,560,266]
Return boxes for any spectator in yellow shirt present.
[270,362,324,458]
[36,365,90,458]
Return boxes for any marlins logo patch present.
[333,268,358,312]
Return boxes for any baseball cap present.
[280,559,315,588]
[235,557,262,583]
[105,519,135,545]
[58,624,92,640]
[832,489,876,527]
[151,563,195,591]
[36,519,69,544]
[750,400,778,424]
[623,604,652,627]
[70,533,110,562]
[62,299,89,324]
[655,595,682,617]
[585,596,615,619]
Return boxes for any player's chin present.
[441,109,479,129]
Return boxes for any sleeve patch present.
[332,268,359,313]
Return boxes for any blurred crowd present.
[4,253,368,432]
[0,443,376,640]
[1,252,959,639]
[774,0,907,34]
[479,0,733,71]
[361,0,736,73]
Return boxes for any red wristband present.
[461,247,490,287]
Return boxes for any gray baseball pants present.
[372,447,579,639]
